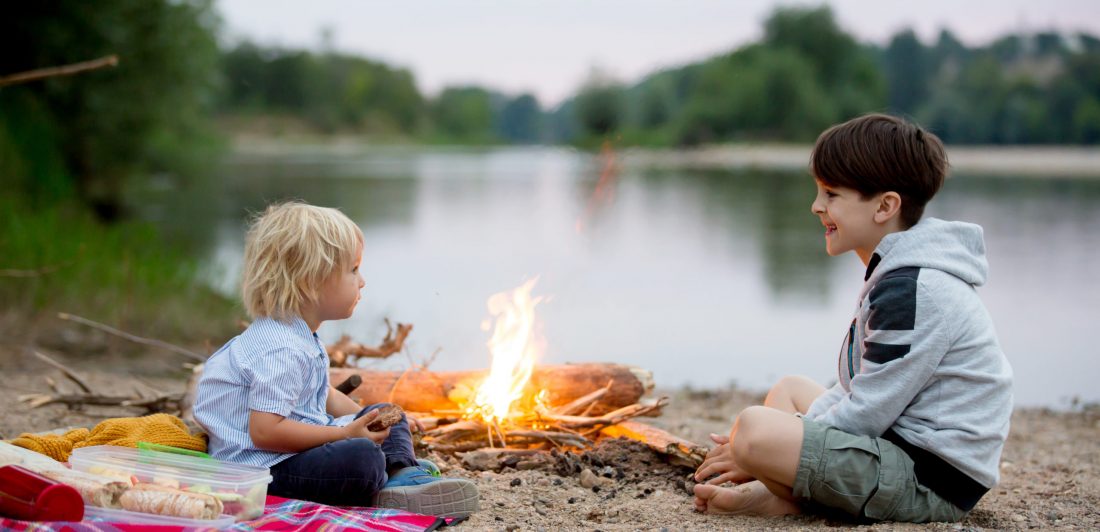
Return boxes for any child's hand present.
[694,433,751,485]
[342,410,391,444]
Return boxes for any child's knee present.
[339,438,388,491]
[732,406,774,459]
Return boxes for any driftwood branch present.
[327,320,413,367]
[0,263,68,278]
[32,350,94,394]
[0,55,118,87]
[18,392,182,413]
[178,363,204,430]
[57,312,205,362]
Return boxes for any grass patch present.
[0,197,241,349]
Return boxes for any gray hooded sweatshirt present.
[805,217,1013,511]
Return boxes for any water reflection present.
[146,147,1100,408]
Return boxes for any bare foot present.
[693,481,801,516]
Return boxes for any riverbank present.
[226,136,1100,178]
[1,346,1096,530]
[622,144,1100,178]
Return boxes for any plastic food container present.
[70,445,272,522]
[85,505,235,528]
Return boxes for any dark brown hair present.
[810,113,948,228]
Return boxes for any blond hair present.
[241,201,363,321]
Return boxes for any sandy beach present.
[2,344,1096,531]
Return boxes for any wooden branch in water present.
[32,350,94,394]
[57,312,205,362]
[0,55,118,87]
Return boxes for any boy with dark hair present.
[692,114,1013,522]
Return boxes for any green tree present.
[763,6,858,86]
[495,94,542,144]
[1,0,223,216]
[884,29,930,115]
[431,86,495,142]
[574,78,626,138]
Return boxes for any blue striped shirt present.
[193,316,355,468]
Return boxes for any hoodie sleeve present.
[804,382,845,420]
[813,271,951,436]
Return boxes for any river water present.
[147,146,1100,408]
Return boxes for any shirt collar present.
[265,316,327,360]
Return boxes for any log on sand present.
[600,420,708,468]
[330,363,653,415]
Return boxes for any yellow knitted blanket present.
[12,413,206,462]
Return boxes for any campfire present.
[326,280,707,468]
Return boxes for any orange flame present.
[467,278,545,425]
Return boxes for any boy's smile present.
[810,180,889,265]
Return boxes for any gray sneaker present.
[373,464,479,518]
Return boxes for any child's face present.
[317,240,365,322]
[810,179,884,260]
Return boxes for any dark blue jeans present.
[267,403,419,506]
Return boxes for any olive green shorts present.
[791,418,968,523]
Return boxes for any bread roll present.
[119,483,223,519]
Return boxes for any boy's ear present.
[874,192,902,224]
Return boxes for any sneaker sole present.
[373,479,480,518]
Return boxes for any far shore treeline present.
[221,8,1100,147]
[4,2,1100,214]
[1,1,1099,345]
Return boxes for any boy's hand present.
[342,410,391,445]
[694,433,752,485]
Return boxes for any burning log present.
[600,420,708,468]
[330,363,653,415]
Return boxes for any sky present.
[217,0,1100,106]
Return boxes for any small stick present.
[551,380,612,416]
[32,350,93,394]
[0,55,118,87]
[335,374,362,395]
[0,263,67,277]
[57,312,205,362]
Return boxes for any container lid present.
[70,446,272,489]
[84,504,236,528]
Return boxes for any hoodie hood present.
[865,218,989,287]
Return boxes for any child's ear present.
[874,192,902,224]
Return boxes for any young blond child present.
[194,202,479,517]
[692,114,1012,522]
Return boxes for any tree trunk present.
[330,363,653,415]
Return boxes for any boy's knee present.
[775,375,814,393]
[732,406,773,461]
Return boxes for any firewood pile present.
[332,362,707,469]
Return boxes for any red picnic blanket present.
[0,495,463,531]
